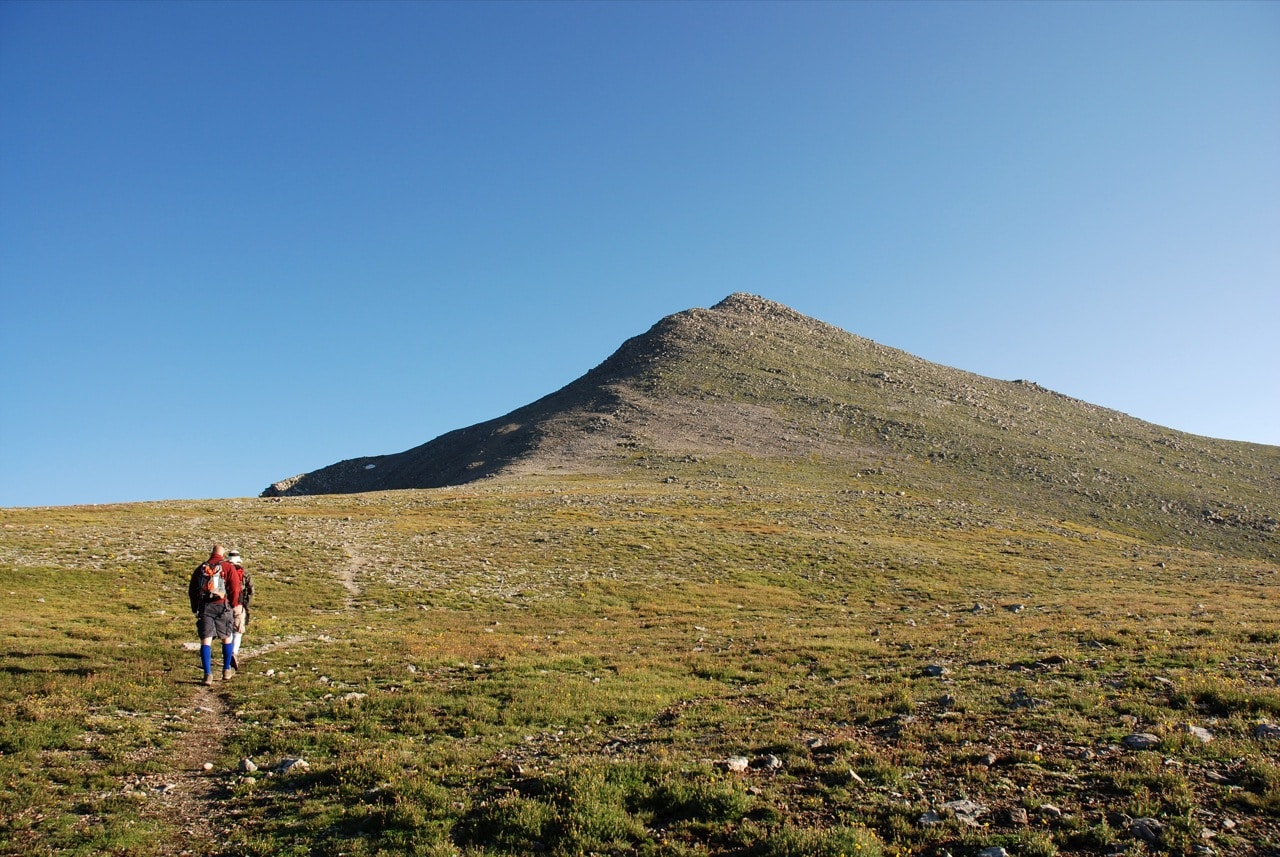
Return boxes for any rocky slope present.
[263,294,1279,559]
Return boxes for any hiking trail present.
[138,679,235,856]
[339,541,365,608]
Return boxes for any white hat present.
[227,550,242,562]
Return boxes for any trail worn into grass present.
[137,679,236,856]
[240,634,308,659]
[339,541,365,607]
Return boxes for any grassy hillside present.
[3,469,1279,856]
[621,295,1279,562]
[266,295,1279,566]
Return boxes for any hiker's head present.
[210,544,226,559]
[228,550,242,565]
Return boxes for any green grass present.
[2,473,1279,855]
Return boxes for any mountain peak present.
[711,292,808,318]
[262,295,1278,561]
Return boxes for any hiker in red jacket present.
[188,544,242,686]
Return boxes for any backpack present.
[238,566,253,609]
[200,562,227,600]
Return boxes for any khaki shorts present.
[233,604,248,634]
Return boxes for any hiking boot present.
[203,672,214,686]
[231,654,240,671]
[223,667,235,681]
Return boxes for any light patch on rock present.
[1123,732,1161,750]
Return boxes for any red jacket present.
[226,563,245,608]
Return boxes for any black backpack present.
[236,565,254,609]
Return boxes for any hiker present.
[188,544,241,685]
[226,549,253,670]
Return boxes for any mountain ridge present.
[263,294,1278,559]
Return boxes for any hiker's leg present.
[221,637,234,670]
[232,605,245,656]
[200,637,213,674]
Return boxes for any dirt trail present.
[137,679,236,855]
[339,541,365,607]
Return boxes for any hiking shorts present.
[233,604,248,634]
[196,602,233,640]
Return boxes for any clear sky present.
[2,1,1277,508]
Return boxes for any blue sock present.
[222,642,233,670]
[201,644,212,674]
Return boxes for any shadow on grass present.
[0,651,96,677]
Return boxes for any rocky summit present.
[263,293,1278,560]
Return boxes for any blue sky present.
[2,1,1277,507]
